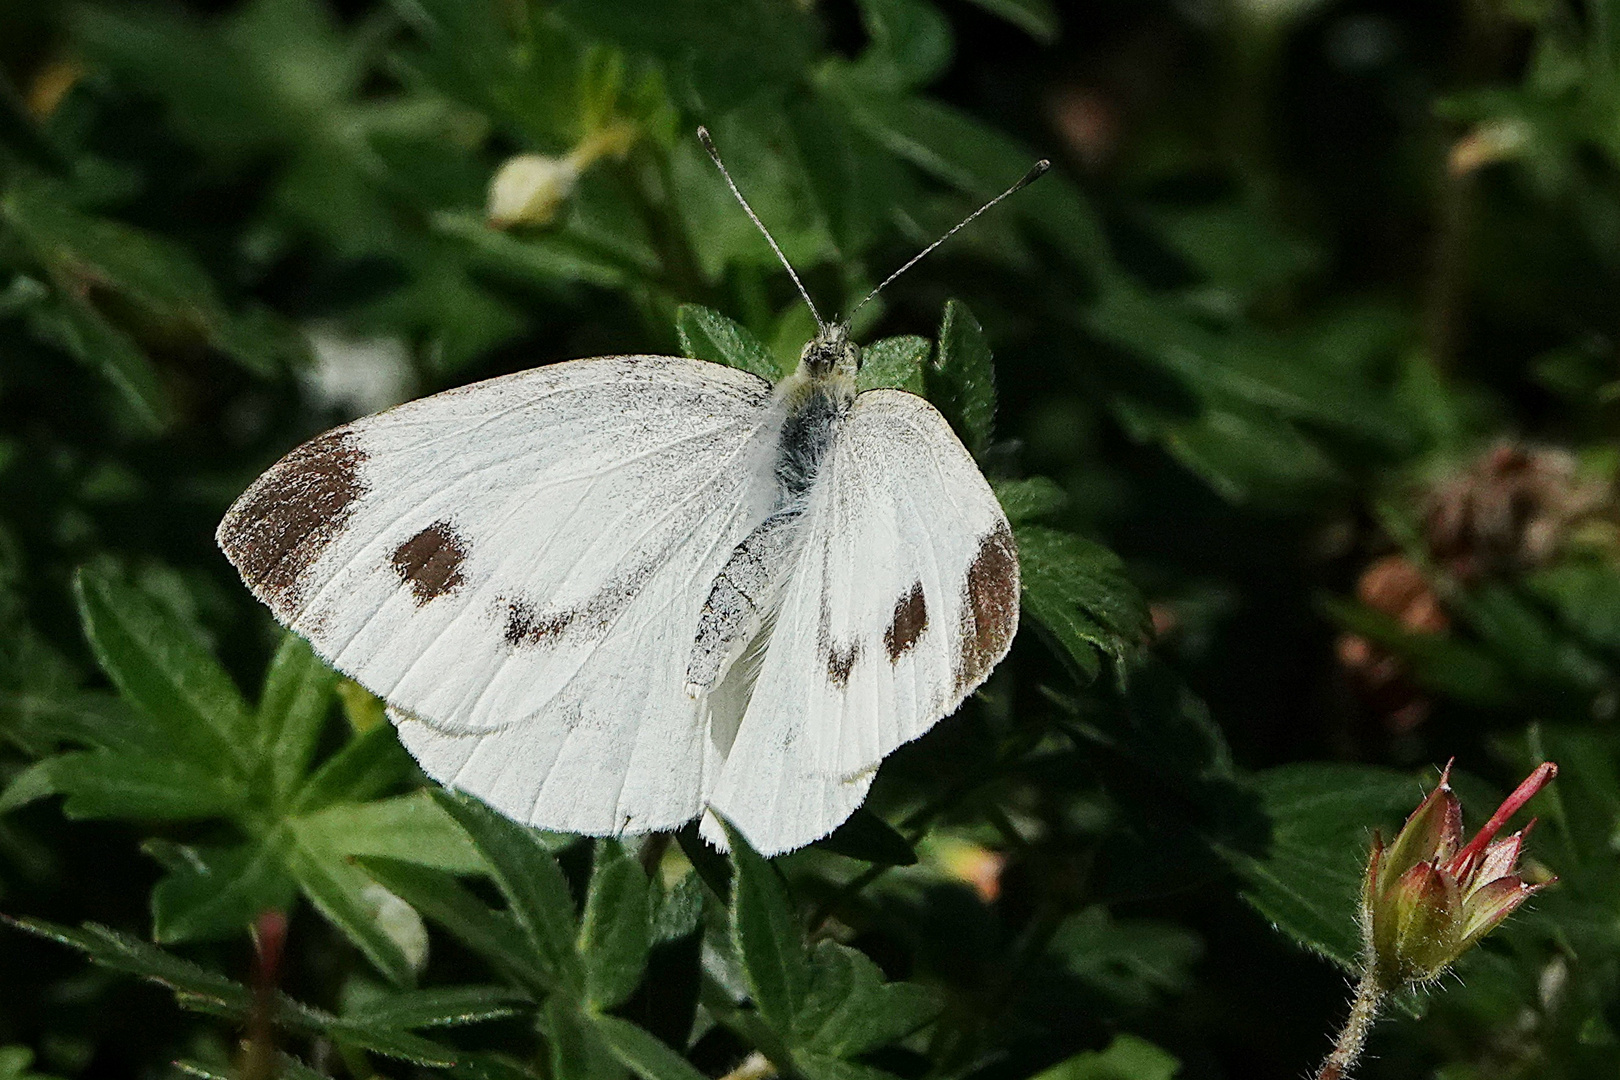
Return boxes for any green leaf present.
[1088,285,1403,449]
[432,790,584,992]
[541,993,623,1080]
[814,809,917,866]
[47,750,247,820]
[557,0,816,113]
[73,566,252,773]
[1045,907,1202,1013]
[856,335,929,394]
[1219,763,1421,969]
[794,940,942,1056]
[175,1053,327,1080]
[928,300,996,455]
[0,759,60,814]
[783,97,906,259]
[291,723,414,813]
[675,305,783,381]
[8,917,464,1066]
[358,857,552,993]
[1016,526,1149,680]
[1148,406,1347,505]
[283,837,419,988]
[595,1015,711,1080]
[0,1044,64,1080]
[148,837,296,943]
[579,840,653,1011]
[854,0,953,90]
[1028,1035,1181,1080]
[292,792,486,873]
[833,92,1104,269]
[993,476,1067,525]
[651,870,705,945]
[3,179,288,375]
[724,818,809,1033]
[256,634,339,803]
[961,0,1060,43]
[6,917,252,1014]
[345,985,531,1029]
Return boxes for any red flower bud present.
[1361,761,1556,985]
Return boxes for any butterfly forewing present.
[219,355,783,834]
[704,389,1018,854]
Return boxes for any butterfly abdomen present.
[687,378,851,697]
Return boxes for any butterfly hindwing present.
[219,355,783,834]
[705,388,1019,853]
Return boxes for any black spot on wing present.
[884,581,928,662]
[503,598,576,646]
[955,523,1018,693]
[391,520,468,604]
[827,641,860,688]
[218,427,367,617]
[500,561,659,649]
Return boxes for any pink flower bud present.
[1361,761,1556,986]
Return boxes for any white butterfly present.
[217,131,1045,855]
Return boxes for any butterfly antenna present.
[697,127,826,333]
[844,159,1051,327]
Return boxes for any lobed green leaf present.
[1219,763,1421,970]
[47,750,247,821]
[148,837,296,944]
[928,300,996,455]
[676,304,783,381]
[73,566,253,774]
[283,836,420,988]
[993,476,1067,525]
[595,1015,711,1080]
[255,634,339,804]
[795,940,942,1057]
[292,791,486,874]
[1016,526,1150,681]
[432,790,585,993]
[358,857,552,994]
[856,335,929,394]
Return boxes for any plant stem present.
[1316,965,1386,1080]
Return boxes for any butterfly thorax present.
[774,324,859,496]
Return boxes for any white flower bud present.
[487,153,580,229]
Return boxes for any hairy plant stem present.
[1316,964,1387,1080]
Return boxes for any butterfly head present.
[799,323,860,382]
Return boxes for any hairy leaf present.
[432,790,584,992]
[724,819,810,1032]
[73,567,252,773]
[676,304,783,381]
[579,839,653,1011]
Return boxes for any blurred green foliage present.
[2,1,1619,1079]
